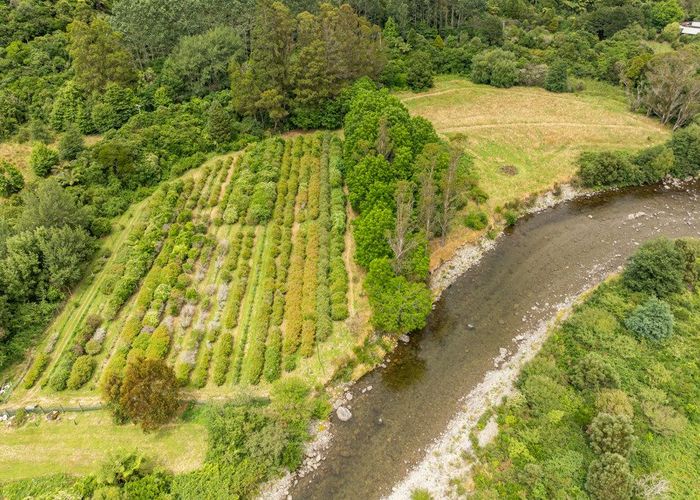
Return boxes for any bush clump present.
[67,355,96,390]
[622,239,685,297]
[571,353,620,391]
[585,453,633,500]
[464,210,488,230]
[624,297,674,341]
[588,412,634,456]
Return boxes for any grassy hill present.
[398,77,671,266]
[7,132,354,408]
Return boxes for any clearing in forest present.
[9,132,351,406]
[398,77,671,208]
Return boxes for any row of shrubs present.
[578,125,700,188]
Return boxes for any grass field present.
[0,410,206,481]
[398,77,671,267]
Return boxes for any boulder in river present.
[336,406,352,421]
[399,334,410,343]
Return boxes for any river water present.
[290,181,700,500]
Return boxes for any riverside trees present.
[344,83,475,336]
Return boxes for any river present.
[289,180,700,500]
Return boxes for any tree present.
[586,453,633,500]
[365,258,432,335]
[68,18,136,93]
[622,238,685,297]
[91,83,139,133]
[670,125,700,178]
[119,358,180,431]
[0,161,24,197]
[353,205,395,268]
[624,297,674,341]
[406,50,434,91]
[588,413,634,456]
[436,147,470,245]
[649,0,685,29]
[388,181,418,274]
[29,143,59,177]
[639,50,700,130]
[160,26,243,100]
[58,124,84,162]
[471,48,518,88]
[17,179,89,232]
[545,59,569,92]
[207,100,235,147]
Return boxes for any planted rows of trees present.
[19,133,350,402]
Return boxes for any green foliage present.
[545,60,569,93]
[471,49,518,88]
[57,124,84,162]
[571,353,620,391]
[670,125,700,178]
[23,352,49,389]
[353,206,395,268]
[161,26,243,100]
[29,143,59,178]
[585,453,632,500]
[577,150,639,188]
[464,210,488,230]
[622,239,685,297]
[0,161,24,197]
[624,297,674,341]
[67,354,96,390]
[406,51,434,91]
[587,413,634,456]
[365,258,433,335]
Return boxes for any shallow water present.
[290,181,700,500]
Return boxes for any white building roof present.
[681,26,700,35]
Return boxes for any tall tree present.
[388,180,417,273]
[119,358,180,431]
[68,18,136,93]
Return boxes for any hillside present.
[9,132,354,406]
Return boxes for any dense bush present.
[464,210,488,230]
[669,125,700,178]
[66,355,96,390]
[624,297,674,341]
[571,352,620,391]
[585,453,632,500]
[29,143,59,178]
[588,412,634,456]
[577,150,638,188]
[622,239,685,297]
[471,49,518,88]
[23,353,49,389]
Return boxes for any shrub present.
[263,326,282,382]
[464,210,488,230]
[624,297,674,341]
[588,412,634,456]
[49,354,76,391]
[585,453,632,500]
[571,353,620,391]
[577,151,639,188]
[595,389,633,418]
[29,143,59,177]
[544,60,569,93]
[119,358,180,431]
[471,49,518,88]
[67,355,96,390]
[669,125,700,178]
[58,124,84,162]
[24,353,49,389]
[622,239,685,297]
[406,51,434,91]
[145,326,171,360]
[211,334,233,386]
[0,161,24,197]
[85,339,103,356]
